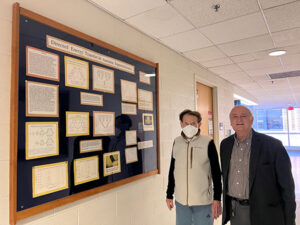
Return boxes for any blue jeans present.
[175,201,213,225]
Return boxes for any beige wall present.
[0,0,255,224]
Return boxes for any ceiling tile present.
[264,1,300,32]
[238,57,282,71]
[160,29,212,52]
[219,71,251,80]
[231,76,254,85]
[170,0,259,28]
[259,0,297,9]
[246,66,284,76]
[126,4,194,38]
[218,35,274,56]
[200,57,233,68]
[257,78,290,89]
[238,81,262,90]
[183,46,226,62]
[284,64,300,71]
[288,77,300,87]
[199,12,268,44]
[231,49,276,63]
[251,74,271,81]
[209,64,242,75]
[272,28,300,47]
[281,53,300,66]
[89,0,166,19]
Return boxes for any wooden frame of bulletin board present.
[10,3,160,225]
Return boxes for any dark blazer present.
[220,130,296,225]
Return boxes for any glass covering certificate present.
[103,151,121,176]
[139,71,150,85]
[93,65,115,93]
[80,92,103,107]
[125,130,137,146]
[26,122,59,160]
[80,139,102,153]
[93,111,115,136]
[74,156,99,185]
[26,81,59,117]
[32,162,68,198]
[121,103,137,115]
[138,89,153,111]
[26,46,59,81]
[121,79,137,103]
[66,112,89,137]
[125,147,138,164]
[65,56,89,89]
[138,140,154,150]
[142,113,154,131]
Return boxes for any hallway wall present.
[0,0,255,224]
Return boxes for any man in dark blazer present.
[220,105,296,225]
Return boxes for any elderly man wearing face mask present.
[166,109,222,225]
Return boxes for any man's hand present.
[166,198,174,210]
[211,200,222,219]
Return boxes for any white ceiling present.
[88,0,300,107]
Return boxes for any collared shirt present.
[227,130,252,199]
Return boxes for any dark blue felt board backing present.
[17,15,158,211]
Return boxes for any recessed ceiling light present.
[269,50,286,56]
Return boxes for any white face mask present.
[182,125,199,138]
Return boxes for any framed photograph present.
[142,113,154,131]
[103,151,121,176]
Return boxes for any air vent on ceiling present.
[268,70,300,79]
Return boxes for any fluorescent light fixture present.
[233,94,258,106]
[145,73,156,77]
[268,50,286,56]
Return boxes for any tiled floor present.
[289,151,300,225]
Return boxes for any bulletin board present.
[10,3,160,225]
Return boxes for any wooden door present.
[196,82,214,139]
